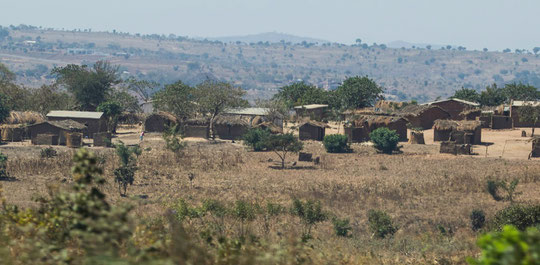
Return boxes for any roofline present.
[422,98,480,107]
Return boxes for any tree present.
[452,87,479,102]
[97,101,123,133]
[52,61,120,111]
[107,88,141,113]
[503,83,539,101]
[517,104,540,136]
[113,142,141,196]
[272,81,329,108]
[126,77,160,103]
[479,84,506,106]
[370,127,400,154]
[334,76,384,110]
[0,93,11,123]
[194,80,247,139]
[152,80,195,120]
[255,99,289,124]
[28,84,77,114]
[264,133,303,169]
[0,63,15,84]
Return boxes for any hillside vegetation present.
[1,25,540,102]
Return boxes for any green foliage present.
[40,147,57,158]
[152,80,195,120]
[503,83,540,101]
[471,209,486,232]
[467,225,540,265]
[453,87,479,102]
[332,217,352,237]
[0,152,8,179]
[242,128,271,151]
[113,142,141,196]
[290,199,327,237]
[272,81,330,108]
[487,180,503,201]
[369,127,400,154]
[107,88,141,113]
[264,133,303,168]
[334,76,384,110]
[491,204,540,231]
[487,179,522,203]
[0,93,10,123]
[517,104,540,134]
[162,124,186,155]
[97,100,122,132]
[323,134,351,153]
[367,209,398,238]
[479,84,507,106]
[52,61,120,111]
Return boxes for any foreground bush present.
[467,225,540,265]
[323,134,351,153]
[491,204,540,231]
[369,127,400,154]
[242,128,271,151]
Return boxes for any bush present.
[332,217,352,237]
[368,209,398,238]
[163,124,186,155]
[471,209,486,231]
[467,225,540,265]
[323,134,350,153]
[242,128,271,151]
[290,199,327,238]
[486,180,502,201]
[40,146,57,158]
[491,204,540,231]
[487,179,522,202]
[369,127,400,154]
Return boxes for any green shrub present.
[40,147,57,158]
[486,180,502,201]
[487,179,522,202]
[162,124,186,155]
[290,199,327,238]
[113,142,141,196]
[467,225,540,265]
[492,204,540,231]
[368,209,398,238]
[242,128,271,151]
[471,209,486,231]
[369,127,400,154]
[323,134,351,153]
[0,152,9,179]
[332,217,352,237]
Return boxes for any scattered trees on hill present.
[0,93,10,123]
[52,61,121,111]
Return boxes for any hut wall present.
[409,131,425,144]
[144,115,176,133]
[369,122,407,141]
[299,124,325,141]
[510,106,540,127]
[432,101,469,120]
[418,108,451,129]
[491,115,513,129]
[184,125,208,138]
[94,132,112,147]
[296,108,326,121]
[1,127,24,142]
[31,134,59,145]
[215,124,248,140]
[65,132,83,148]
[47,117,105,138]
[479,116,491,128]
[344,127,368,142]
[434,129,452,142]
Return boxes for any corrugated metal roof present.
[422,98,480,107]
[47,111,104,119]
[293,104,329,110]
[511,100,540,107]
[224,107,270,116]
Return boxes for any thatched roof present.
[146,112,177,122]
[349,115,406,127]
[299,120,330,128]
[375,100,405,112]
[395,105,448,117]
[4,111,45,125]
[254,122,283,134]
[118,112,146,124]
[28,120,87,131]
[342,108,385,116]
[433,120,481,131]
[214,116,251,126]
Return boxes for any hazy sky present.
[2,0,539,51]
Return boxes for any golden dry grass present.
[1,131,539,264]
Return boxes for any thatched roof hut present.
[396,105,450,130]
[144,112,178,133]
[27,120,87,145]
[299,120,330,141]
[118,112,146,125]
[214,116,251,140]
[254,121,283,134]
[4,111,45,125]
[433,120,482,144]
[349,115,408,142]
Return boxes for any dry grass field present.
[0,126,539,264]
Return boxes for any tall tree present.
[152,80,196,120]
[334,76,384,110]
[452,87,479,102]
[479,84,506,106]
[29,84,77,114]
[272,82,329,108]
[503,83,539,102]
[52,61,120,111]
[194,80,248,139]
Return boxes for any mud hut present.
[510,101,540,127]
[294,104,328,121]
[491,115,513,129]
[143,112,178,133]
[299,120,329,141]
[350,115,408,142]
[47,111,107,138]
[409,131,425,144]
[183,119,209,139]
[0,124,25,142]
[423,98,480,120]
[65,132,83,148]
[396,105,451,130]
[433,120,482,144]
[214,116,250,140]
[344,125,369,143]
[27,120,86,145]
[531,137,540,158]
[254,121,283,134]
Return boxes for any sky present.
[1,0,539,51]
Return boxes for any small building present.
[294,104,329,121]
[396,105,451,130]
[214,116,250,140]
[183,119,209,139]
[298,120,329,141]
[433,120,482,144]
[27,120,87,145]
[491,115,513,129]
[46,111,107,138]
[347,115,408,142]
[144,112,178,133]
[423,98,480,120]
[510,101,540,127]
[223,107,283,128]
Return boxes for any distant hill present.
[387,40,445,50]
[205,32,329,44]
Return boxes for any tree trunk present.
[209,116,216,139]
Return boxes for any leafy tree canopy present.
[272,81,330,108]
[452,87,479,103]
[152,80,196,120]
[334,76,384,110]
[479,84,506,106]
